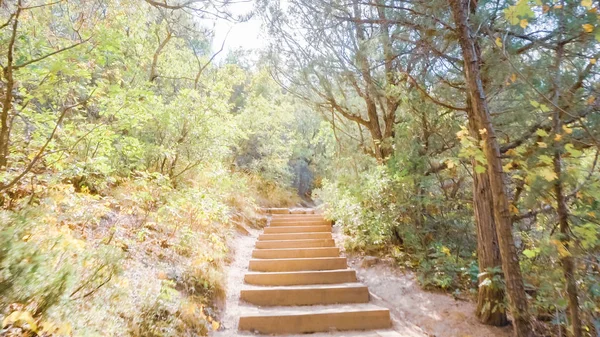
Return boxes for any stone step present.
[244,269,357,286]
[240,283,369,306]
[238,304,392,334]
[264,225,331,234]
[258,232,332,241]
[255,239,335,249]
[269,220,332,227]
[252,247,339,259]
[249,257,347,272]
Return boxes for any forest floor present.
[212,222,513,337]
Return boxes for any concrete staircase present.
[238,212,399,335]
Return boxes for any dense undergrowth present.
[1,169,299,336]
[316,152,600,333]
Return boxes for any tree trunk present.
[449,1,533,335]
[468,115,508,326]
[0,4,21,169]
[550,25,582,336]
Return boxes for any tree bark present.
[0,2,21,169]
[351,0,393,161]
[149,28,172,82]
[550,21,582,336]
[468,115,508,326]
[448,0,533,335]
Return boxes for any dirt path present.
[213,222,512,337]
[333,226,512,337]
[213,229,259,336]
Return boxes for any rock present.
[361,256,379,268]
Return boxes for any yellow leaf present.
[509,205,519,215]
[582,0,592,8]
[2,311,38,333]
[520,19,529,28]
[554,134,562,141]
[212,321,220,331]
[510,73,517,82]
[551,239,571,257]
[555,4,563,8]
[583,24,594,33]
[562,125,573,134]
[539,168,558,181]
[537,142,547,148]
[495,37,503,47]
[479,128,487,135]
[441,246,451,256]
[587,96,596,105]
[591,58,597,64]
[446,160,455,169]
[588,211,596,218]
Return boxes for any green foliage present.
[0,1,307,335]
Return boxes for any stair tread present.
[250,257,344,261]
[239,303,389,317]
[260,232,333,236]
[255,239,334,243]
[259,233,333,241]
[264,226,332,233]
[255,330,403,337]
[241,281,365,290]
[252,247,338,252]
[244,269,356,286]
[245,269,352,275]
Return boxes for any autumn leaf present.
[495,37,503,47]
[583,24,594,33]
[441,246,451,256]
[520,19,529,28]
[212,321,220,331]
[565,143,583,157]
[562,125,573,134]
[2,311,38,333]
[582,0,592,8]
[538,167,557,181]
[551,240,571,257]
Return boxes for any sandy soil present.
[212,222,512,337]
[213,228,259,337]
[333,226,512,337]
